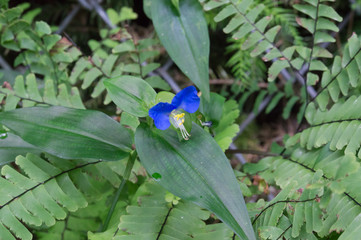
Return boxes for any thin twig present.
[226,149,279,156]
[88,0,116,29]
[56,5,81,34]
[0,55,11,70]
[77,0,92,10]
[234,94,273,140]
[155,59,181,93]
[230,143,247,164]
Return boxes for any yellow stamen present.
[174,113,185,121]
[169,111,190,140]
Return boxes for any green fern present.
[89,182,235,240]
[0,6,81,82]
[225,0,303,86]
[69,29,169,105]
[0,73,84,111]
[313,33,361,110]
[225,38,266,88]
[203,0,293,81]
[0,153,132,240]
[245,143,361,239]
[34,196,124,240]
[203,0,314,124]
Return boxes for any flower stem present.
[102,151,137,231]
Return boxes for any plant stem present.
[102,151,137,231]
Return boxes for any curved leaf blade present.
[0,106,132,161]
[104,75,156,117]
[151,0,210,99]
[0,133,41,166]
[135,123,255,240]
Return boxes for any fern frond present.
[0,153,130,240]
[293,0,342,86]
[0,6,81,82]
[203,0,304,82]
[70,31,169,105]
[34,196,124,240]
[0,73,84,111]
[236,81,306,123]
[313,33,361,110]
[89,182,235,240]
[287,92,361,155]
[225,0,303,85]
[225,38,266,86]
[262,0,303,46]
[246,144,361,239]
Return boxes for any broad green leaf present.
[104,75,156,117]
[0,133,41,166]
[145,76,171,91]
[199,92,225,123]
[143,0,152,19]
[0,106,132,161]
[135,123,256,240]
[120,112,140,131]
[151,0,210,100]
[156,91,175,103]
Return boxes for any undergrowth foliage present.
[203,0,361,239]
[1,0,361,239]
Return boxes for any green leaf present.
[339,213,361,240]
[258,226,284,239]
[82,68,102,89]
[199,92,225,123]
[104,75,156,117]
[156,91,175,103]
[268,60,290,82]
[135,123,256,240]
[151,0,210,100]
[0,133,41,166]
[145,76,171,91]
[35,21,51,36]
[120,112,140,131]
[119,7,138,22]
[0,106,132,161]
[143,0,152,19]
[106,8,119,25]
[8,20,29,34]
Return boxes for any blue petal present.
[171,86,200,113]
[149,102,176,130]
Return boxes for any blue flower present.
[149,86,200,140]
